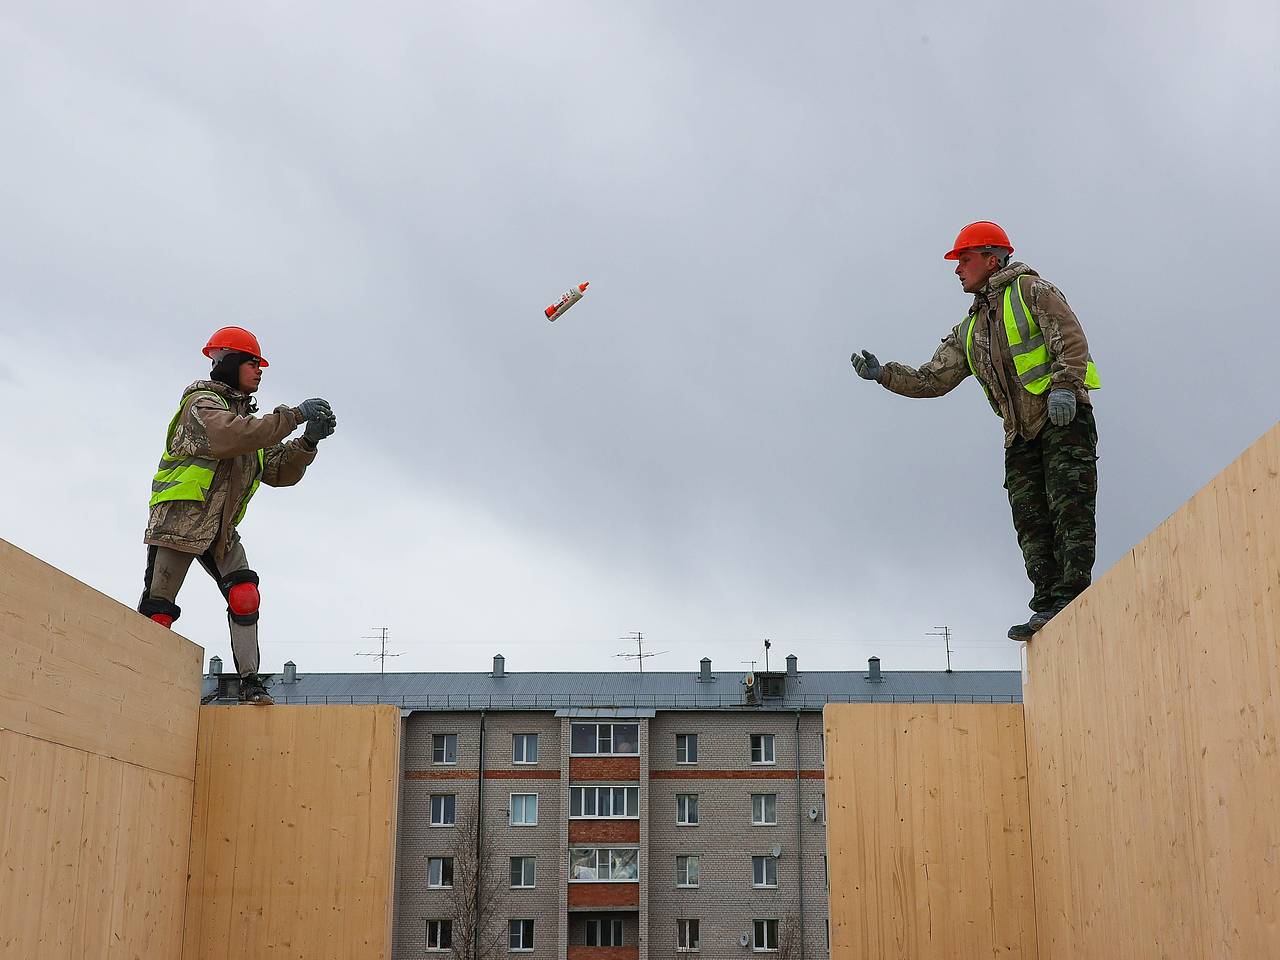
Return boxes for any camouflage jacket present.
[878,262,1095,447]
[144,380,316,560]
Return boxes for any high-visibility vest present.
[960,278,1101,407]
[149,390,264,524]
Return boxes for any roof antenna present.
[616,630,668,673]
[926,625,954,673]
[356,626,402,675]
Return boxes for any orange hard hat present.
[202,326,269,367]
[944,221,1013,260]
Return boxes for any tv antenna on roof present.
[926,625,954,673]
[356,626,402,675]
[616,631,667,673]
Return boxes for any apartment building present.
[203,654,1021,959]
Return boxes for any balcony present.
[567,947,638,960]
[567,883,640,910]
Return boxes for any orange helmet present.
[944,221,1013,260]
[202,326,269,367]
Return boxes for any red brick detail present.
[483,769,561,780]
[568,947,638,960]
[570,757,641,781]
[569,820,641,844]
[405,770,479,781]
[568,883,640,909]
[649,768,825,780]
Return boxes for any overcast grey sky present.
[1,1,1276,678]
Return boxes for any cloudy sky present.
[2,1,1276,679]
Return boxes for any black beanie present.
[209,350,256,390]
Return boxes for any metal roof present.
[202,666,1022,710]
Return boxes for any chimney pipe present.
[786,654,798,677]
[699,657,713,683]
[209,655,222,676]
[493,654,506,678]
[283,660,297,684]
[866,656,883,682]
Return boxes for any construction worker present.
[138,326,337,703]
[850,222,1100,641]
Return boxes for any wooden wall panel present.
[1024,422,1280,960]
[182,705,401,960]
[823,704,1037,960]
[0,539,202,779]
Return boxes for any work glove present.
[1047,388,1077,427]
[296,398,332,422]
[303,411,337,446]
[850,349,883,382]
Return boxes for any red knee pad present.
[228,582,260,617]
[149,613,175,629]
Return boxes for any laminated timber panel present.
[0,539,202,779]
[823,703,1037,960]
[182,705,400,960]
[1024,422,1280,960]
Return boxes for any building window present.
[752,793,777,826]
[432,733,458,765]
[752,856,778,888]
[510,856,536,888]
[676,793,699,826]
[820,794,826,824]
[750,734,775,765]
[570,785,639,819]
[676,855,700,887]
[570,722,639,756]
[427,856,454,889]
[429,794,455,827]
[676,733,699,764]
[569,847,640,881]
[753,919,779,952]
[510,793,538,826]
[677,919,700,952]
[513,733,539,764]
[586,918,625,946]
[823,854,828,888]
[426,919,452,951]
[826,919,831,949]
[509,919,534,952]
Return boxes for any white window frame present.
[569,722,640,756]
[513,733,539,765]
[750,733,776,765]
[509,793,539,827]
[752,855,778,888]
[429,794,456,827]
[585,918,625,947]
[676,733,698,764]
[569,785,640,820]
[510,856,537,888]
[676,793,699,826]
[509,918,534,952]
[751,793,778,826]
[568,846,641,882]
[677,918,700,952]
[427,856,454,889]
[431,733,458,765]
[676,855,700,888]
[753,918,779,953]
[426,918,453,951]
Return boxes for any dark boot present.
[238,674,274,705]
[1008,616,1049,641]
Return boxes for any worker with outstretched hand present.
[137,326,337,703]
[850,222,1100,641]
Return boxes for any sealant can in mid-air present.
[545,282,590,321]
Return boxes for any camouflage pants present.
[1004,405,1098,613]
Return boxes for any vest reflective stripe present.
[233,450,265,525]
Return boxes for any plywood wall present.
[0,539,203,959]
[824,703,1037,960]
[181,705,400,960]
[1024,422,1280,960]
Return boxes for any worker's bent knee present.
[220,569,261,625]
[138,596,181,628]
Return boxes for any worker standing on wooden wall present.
[850,222,1101,641]
[137,326,336,704]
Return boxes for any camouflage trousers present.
[1004,405,1098,613]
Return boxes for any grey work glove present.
[296,398,332,422]
[1047,388,1077,427]
[303,412,337,445]
[850,349,883,382]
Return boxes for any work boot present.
[238,674,274,705]
[1008,616,1047,642]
